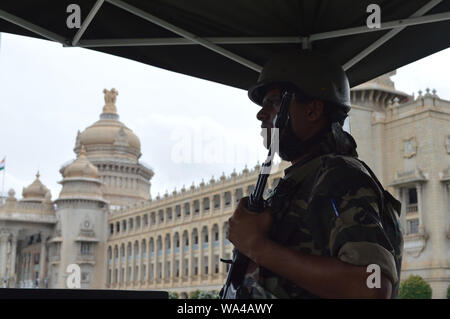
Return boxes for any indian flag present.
[0,157,5,171]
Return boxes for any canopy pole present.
[105,0,262,72]
[76,10,450,48]
[0,9,66,45]
[72,0,104,46]
[343,0,443,70]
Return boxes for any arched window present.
[127,243,132,262]
[223,222,230,246]
[149,238,155,257]
[192,228,198,250]
[114,246,118,264]
[212,224,219,248]
[120,244,125,264]
[134,241,139,261]
[182,230,189,252]
[174,232,180,253]
[202,226,209,249]
[157,236,162,257]
[141,240,147,260]
[165,234,171,254]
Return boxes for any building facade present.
[0,75,449,297]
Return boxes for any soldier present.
[227,51,403,299]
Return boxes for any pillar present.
[38,234,48,288]
[416,183,425,233]
[208,226,214,278]
[0,230,10,286]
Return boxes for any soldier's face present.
[257,87,326,149]
[257,87,281,149]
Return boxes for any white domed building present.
[69,88,154,208]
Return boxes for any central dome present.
[75,88,141,160]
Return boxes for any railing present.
[406,204,418,213]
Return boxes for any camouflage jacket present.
[242,132,402,299]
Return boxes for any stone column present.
[188,230,193,283]
[199,230,204,279]
[399,188,407,234]
[162,237,167,283]
[171,234,176,283]
[179,231,184,282]
[0,230,10,285]
[208,226,214,278]
[219,224,225,274]
[416,183,425,233]
[7,235,17,287]
[38,234,48,287]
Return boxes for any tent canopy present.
[1,0,449,90]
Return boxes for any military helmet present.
[248,51,351,115]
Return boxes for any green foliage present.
[398,275,432,299]
[189,290,201,299]
[447,285,450,299]
[168,292,179,299]
[189,290,220,299]
[198,290,220,299]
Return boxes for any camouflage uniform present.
[242,131,403,299]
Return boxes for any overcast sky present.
[0,32,449,201]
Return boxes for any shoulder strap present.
[353,158,401,217]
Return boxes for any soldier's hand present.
[227,197,273,261]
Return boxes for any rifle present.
[220,90,293,299]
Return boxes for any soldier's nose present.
[257,108,269,122]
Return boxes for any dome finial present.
[79,144,87,157]
[36,171,40,179]
[102,88,118,114]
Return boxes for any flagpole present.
[1,167,4,203]
[1,157,5,203]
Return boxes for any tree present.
[168,292,179,299]
[447,285,450,299]
[198,290,220,299]
[189,290,220,299]
[189,290,201,299]
[398,275,432,299]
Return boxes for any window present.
[34,253,40,265]
[81,272,89,282]
[408,188,418,204]
[184,202,190,216]
[406,187,418,213]
[175,205,181,218]
[235,188,243,203]
[116,222,120,233]
[136,216,141,229]
[247,185,255,195]
[80,243,92,255]
[122,220,127,232]
[224,191,231,206]
[143,214,148,227]
[407,219,419,234]
[203,197,210,211]
[213,194,220,209]
[194,200,200,214]
[110,223,114,235]
[129,218,133,230]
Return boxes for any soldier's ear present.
[305,100,324,122]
